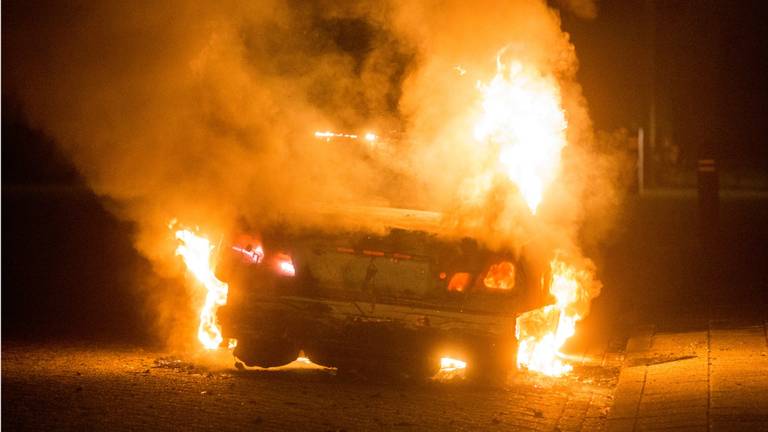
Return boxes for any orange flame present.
[447,272,471,292]
[440,357,467,371]
[175,229,229,350]
[515,256,592,376]
[433,356,468,381]
[231,244,264,264]
[474,56,567,214]
[483,261,516,290]
[276,254,296,277]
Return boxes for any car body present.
[218,205,545,380]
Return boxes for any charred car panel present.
[218,210,541,380]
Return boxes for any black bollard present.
[697,158,719,314]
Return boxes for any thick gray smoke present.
[5,0,625,345]
[5,1,414,267]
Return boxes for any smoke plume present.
[5,0,625,344]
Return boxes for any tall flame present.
[515,257,591,376]
[175,229,228,350]
[474,58,568,214]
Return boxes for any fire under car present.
[217,205,549,381]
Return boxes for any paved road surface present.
[2,343,616,431]
[608,320,768,431]
[6,320,766,431]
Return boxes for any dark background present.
[566,0,768,172]
[3,0,768,344]
[2,103,153,343]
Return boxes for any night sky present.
[562,0,768,170]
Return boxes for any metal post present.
[645,0,656,190]
[697,158,719,315]
[697,159,719,235]
[638,128,645,194]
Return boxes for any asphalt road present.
[2,343,617,431]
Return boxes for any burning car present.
[215,206,541,381]
[175,49,603,380]
[173,131,549,381]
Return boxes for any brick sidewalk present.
[608,320,768,431]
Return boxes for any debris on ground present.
[153,356,210,375]
[625,354,697,367]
